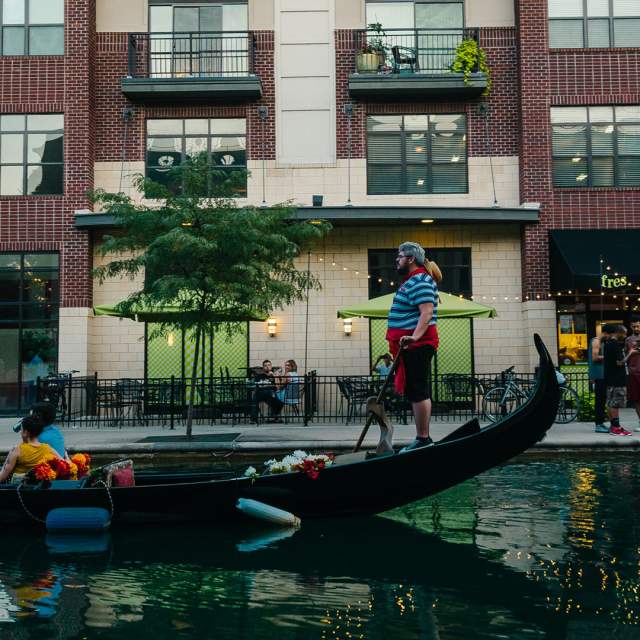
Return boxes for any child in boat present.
[0,415,63,482]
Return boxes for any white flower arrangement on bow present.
[244,450,334,481]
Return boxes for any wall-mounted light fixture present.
[267,318,277,337]
[343,318,353,336]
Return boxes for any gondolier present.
[387,242,442,452]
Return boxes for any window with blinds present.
[548,0,639,48]
[551,106,640,188]
[366,114,467,195]
[146,118,247,197]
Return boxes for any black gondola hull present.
[0,335,559,525]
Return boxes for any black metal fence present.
[127,31,256,79]
[35,369,592,429]
[353,27,480,74]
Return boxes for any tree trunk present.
[186,325,202,440]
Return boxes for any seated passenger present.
[0,415,62,483]
[28,401,68,459]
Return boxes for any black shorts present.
[403,345,435,403]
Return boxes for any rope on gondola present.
[15,479,114,527]
[16,483,45,524]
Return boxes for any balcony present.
[348,28,488,101]
[121,31,263,104]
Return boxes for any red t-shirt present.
[625,335,640,376]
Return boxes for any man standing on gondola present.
[387,242,442,452]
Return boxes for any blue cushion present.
[46,507,111,531]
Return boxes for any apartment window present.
[146,118,247,197]
[0,252,59,412]
[367,114,467,195]
[0,114,64,196]
[551,106,640,188]
[549,0,639,48]
[1,0,64,55]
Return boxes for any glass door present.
[415,1,464,72]
[173,6,223,76]
[0,329,20,413]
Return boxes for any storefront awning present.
[549,230,640,292]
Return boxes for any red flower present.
[302,459,320,480]
[48,458,73,479]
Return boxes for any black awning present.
[549,229,640,292]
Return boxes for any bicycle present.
[39,370,79,420]
[482,366,579,424]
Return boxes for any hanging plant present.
[450,39,492,96]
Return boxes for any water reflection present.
[0,459,637,638]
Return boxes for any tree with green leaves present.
[91,156,330,438]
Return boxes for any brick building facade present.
[1,0,638,413]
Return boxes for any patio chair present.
[441,374,485,413]
[391,45,419,73]
[336,376,374,425]
[281,379,305,424]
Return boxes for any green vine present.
[450,39,492,96]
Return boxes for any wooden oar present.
[353,349,404,453]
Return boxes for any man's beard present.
[397,264,410,277]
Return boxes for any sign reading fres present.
[601,274,629,289]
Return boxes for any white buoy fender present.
[236,498,301,528]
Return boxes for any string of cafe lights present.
[314,254,638,308]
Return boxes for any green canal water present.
[1,457,639,639]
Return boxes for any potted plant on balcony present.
[356,22,387,73]
[450,38,492,95]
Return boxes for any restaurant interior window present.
[146,322,249,379]
[367,114,467,195]
[557,310,588,366]
[146,118,247,197]
[368,247,471,298]
[1,0,64,55]
[0,114,64,196]
[549,0,640,48]
[0,253,59,413]
[551,106,640,188]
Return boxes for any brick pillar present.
[61,0,96,309]
[516,0,553,298]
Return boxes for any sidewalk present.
[1,409,639,457]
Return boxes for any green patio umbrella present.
[93,300,268,323]
[337,291,497,320]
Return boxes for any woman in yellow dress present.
[0,415,62,482]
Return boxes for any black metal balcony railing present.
[353,27,480,75]
[127,31,256,79]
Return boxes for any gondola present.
[0,335,559,526]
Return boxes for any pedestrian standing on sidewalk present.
[624,320,640,432]
[603,324,634,436]
[589,326,611,433]
[386,242,442,452]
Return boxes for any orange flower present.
[70,453,91,477]
[33,462,56,482]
